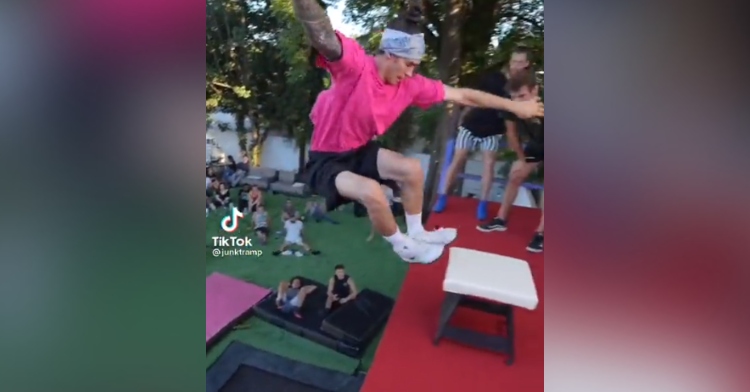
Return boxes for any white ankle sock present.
[384,230,410,248]
[405,213,424,235]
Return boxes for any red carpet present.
[362,197,544,392]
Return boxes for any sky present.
[327,3,361,36]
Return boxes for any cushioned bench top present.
[443,247,539,310]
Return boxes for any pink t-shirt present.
[310,31,446,152]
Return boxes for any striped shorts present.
[455,126,503,152]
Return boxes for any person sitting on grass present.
[238,184,251,214]
[212,182,233,211]
[238,185,262,214]
[326,264,357,312]
[206,179,221,214]
[276,277,317,319]
[281,199,299,222]
[273,212,321,256]
[252,204,270,245]
[305,200,339,224]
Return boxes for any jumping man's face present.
[385,55,419,85]
[335,268,345,279]
[291,279,301,288]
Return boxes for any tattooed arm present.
[291,0,342,61]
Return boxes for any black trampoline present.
[254,277,394,358]
[207,341,365,392]
[321,289,395,346]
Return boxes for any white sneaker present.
[281,250,292,256]
[294,251,304,257]
[393,239,445,264]
[410,227,458,245]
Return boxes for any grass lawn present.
[206,192,408,374]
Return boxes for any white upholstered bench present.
[434,247,539,365]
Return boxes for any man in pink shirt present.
[292,2,544,264]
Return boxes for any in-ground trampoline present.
[207,341,366,392]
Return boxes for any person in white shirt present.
[273,212,320,256]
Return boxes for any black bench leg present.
[505,307,515,366]
[433,293,461,345]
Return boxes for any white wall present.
[206,128,242,162]
[260,135,307,172]
[206,112,246,162]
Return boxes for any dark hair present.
[334,264,345,270]
[386,3,424,35]
[506,69,538,93]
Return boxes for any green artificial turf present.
[206,192,408,374]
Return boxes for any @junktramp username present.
[212,248,263,258]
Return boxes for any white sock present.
[405,213,424,235]
[384,230,410,248]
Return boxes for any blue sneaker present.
[476,200,488,221]
[433,194,448,213]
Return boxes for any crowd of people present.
[206,161,334,256]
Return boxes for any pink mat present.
[206,273,270,344]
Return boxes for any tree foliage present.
[205,0,543,199]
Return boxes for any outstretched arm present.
[443,86,544,119]
[291,0,342,61]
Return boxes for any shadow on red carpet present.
[362,197,544,392]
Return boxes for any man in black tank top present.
[477,69,544,253]
[326,265,358,311]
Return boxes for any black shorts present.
[524,142,544,163]
[255,226,269,236]
[304,141,397,211]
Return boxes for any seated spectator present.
[325,265,357,312]
[273,212,320,256]
[237,154,250,174]
[212,182,233,210]
[281,199,298,222]
[252,204,270,245]
[249,186,263,212]
[305,200,339,224]
[276,278,317,319]
[206,178,221,215]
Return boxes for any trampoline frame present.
[207,341,365,392]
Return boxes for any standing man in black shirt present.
[477,69,544,253]
[433,47,532,220]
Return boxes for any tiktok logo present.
[220,207,244,233]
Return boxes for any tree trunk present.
[297,132,307,172]
[422,0,467,222]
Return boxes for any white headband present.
[379,28,425,61]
